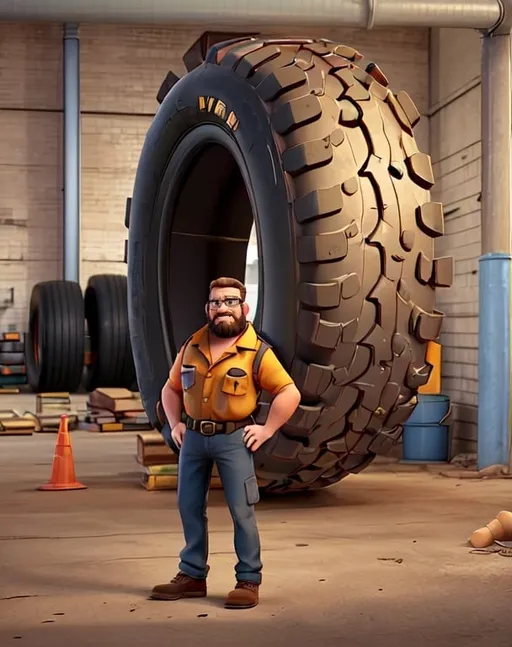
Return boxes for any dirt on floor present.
[0,393,511,646]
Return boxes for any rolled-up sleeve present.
[256,347,294,396]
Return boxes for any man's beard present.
[208,312,247,338]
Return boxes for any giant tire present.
[25,280,85,393]
[127,37,453,493]
[83,274,137,391]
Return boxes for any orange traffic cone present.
[38,414,87,491]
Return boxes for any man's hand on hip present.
[243,424,274,452]
[171,421,186,448]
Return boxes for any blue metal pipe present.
[477,253,512,469]
[63,23,81,283]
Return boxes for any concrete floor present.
[1,393,511,646]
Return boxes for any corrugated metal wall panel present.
[429,27,482,454]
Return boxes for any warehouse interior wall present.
[0,21,430,335]
[429,27,482,455]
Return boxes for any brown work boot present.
[224,581,259,609]
[149,572,207,600]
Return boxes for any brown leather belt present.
[185,415,253,436]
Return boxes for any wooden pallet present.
[36,392,72,414]
[22,411,79,433]
[0,410,34,436]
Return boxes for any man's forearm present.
[161,383,183,429]
[264,384,301,435]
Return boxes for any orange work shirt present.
[167,322,294,421]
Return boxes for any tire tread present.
[25,280,84,393]
[212,37,453,492]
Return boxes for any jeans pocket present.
[244,474,260,506]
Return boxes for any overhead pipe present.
[477,0,512,470]
[0,0,505,30]
[62,23,81,283]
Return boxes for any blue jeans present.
[176,426,262,584]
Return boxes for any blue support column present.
[477,254,512,468]
[63,23,81,283]
[477,17,512,470]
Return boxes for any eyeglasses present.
[207,297,243,309]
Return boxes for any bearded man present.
[150,276,301,609]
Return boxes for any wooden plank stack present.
[0,409,35,436]
[36,392,72,413]
[81,388,153,432]
[24,412,79,433]
[25,392,78,433]
[136,431,179,490]
[0,386,21,395]
[136,431,224,491]
[0,332,27,390]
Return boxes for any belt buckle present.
[199,420,215,436]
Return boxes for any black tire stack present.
[84,274,137,391]
[0,341,24,367]
[25,281,85,393]
[0,333,27,386]
[25,275,136,393]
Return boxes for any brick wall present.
[0,20,429,333]
[0,23,63,330]
[429,28,482,454]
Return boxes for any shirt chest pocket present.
[221,367,249,396]
[181,365,196,391]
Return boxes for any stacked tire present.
[25,281,85,393]
[84,274,137,391]
[25,275,136,393]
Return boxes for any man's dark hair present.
[209,276,246,302]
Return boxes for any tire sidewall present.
[25,284,45,389]
[83,281,99,389]
[128,63,297,424]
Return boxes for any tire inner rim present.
[156,125,263,362]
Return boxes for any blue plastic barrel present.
[401,394,451,463]
[402,424,450,462]
[406,394,450,425]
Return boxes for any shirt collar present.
[193,321,258,358]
